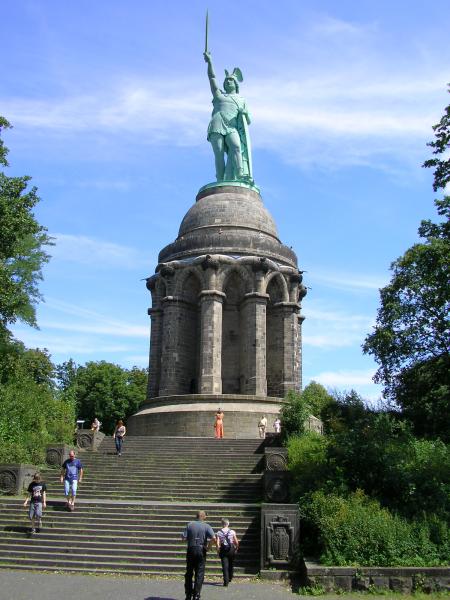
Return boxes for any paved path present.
[0,570,299,600]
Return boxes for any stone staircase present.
[0,437,265,575]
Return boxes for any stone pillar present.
[198,290,225,394]
[241,292,268,395]
[261,504,300,570]
[279,302,301,395]
[147,307,163,398]
[159,297,183,396]
[298,313,305,391]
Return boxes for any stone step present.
[41,491,260,500]
[42,471,262,480]
[0,434,264,575]
[0,542,256,562]
[0,550,257,576]
[77,459,262,466]
[1,528,258,544]
[0,559,255,576]
[40,481,261,497]
[0,500,259,515]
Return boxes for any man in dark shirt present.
[182,510,215,600]
[60,449,83,511]
[24,472,47,534]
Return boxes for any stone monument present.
[128,27,306,438]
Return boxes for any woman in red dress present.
[214,408,224,438]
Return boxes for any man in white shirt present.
[258,415,268,438]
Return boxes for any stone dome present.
[158,184,297,267]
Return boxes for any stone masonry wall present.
[146,255,306,401]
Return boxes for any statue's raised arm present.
[203,48,253,184]
[204,51,219,96]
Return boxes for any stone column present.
[147,307,163,399]
[241,292,268,395]
[298,313,305,391]
[198,290,225,394]
[158,297,183,396]
[278,302,301,395]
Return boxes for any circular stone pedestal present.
[127,394,284,439]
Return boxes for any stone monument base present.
[127,394,284,438]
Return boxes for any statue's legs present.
[224,131,243,180]
[210,134,225,181]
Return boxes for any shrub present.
[0,343,75,465]
[303,490,449,567]
[280,390,311,438]
[287,433,338,497]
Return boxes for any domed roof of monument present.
[178,185,278,239]
[158,184,298,268]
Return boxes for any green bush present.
[280,390,311,438]
[287,433,338,497]
[0,344,75,465]
[304,490,449,567]
[317,393,450,521]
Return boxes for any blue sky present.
[3,0,450,401]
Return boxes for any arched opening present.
[266,276,284,397]
[221,271,246,394]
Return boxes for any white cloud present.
[12,298,149,361]
[303,305,372,349]
[1,66,446,172]
[310,368,376,387]
[311,16,366,37]
[42,298,148,337]
[308,270,388,292]
[51,233,148,269]
[12,328,132,356]
[123,355,149,367]
[39,320,148,338]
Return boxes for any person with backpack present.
[23,472,47,535]
[216,517,239,587]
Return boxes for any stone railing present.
[0,464,37,495]
[76,429,105,452]
[260,440,300,571]
[303,563,450,593]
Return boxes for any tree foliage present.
[0,118,74,464]
[0,117,52,331]
[280,382,333,439]
[423,83,450,193]
[304,490,449,567]
[363,88,450,438]
[280,389,311,438]
[0,339,75,464]
[300,381,334,420]
[57,360,148,434]
[287,392,450,566]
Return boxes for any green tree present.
[280,390,311,438]
[301,381,334,420]
[0,118,75,463]
[0,117,52,332]
[63,361,148,434]
[0,341,75,464]
[363,88,450,439]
